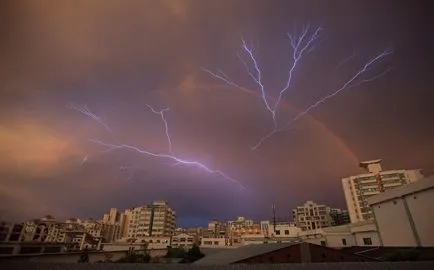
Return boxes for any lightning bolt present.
[252,49,393,149]
[280,50,393,128]
[145,104,173,155]
[204,25,393,150]
[206,25,321,128]
[336,51,357,68]
[70,104,245,190]
[80,155,88,166]
[68,103,114,136]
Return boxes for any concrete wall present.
[201,237,227,248]
[373,198,417,246]
[354,231,380,246]
[372,187,434,247]
[405,188,434,246]
[324,233,356,248]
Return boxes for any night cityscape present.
[0,0,433,268]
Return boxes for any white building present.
[260,220,300,238]
[127,201,176,240]
[368,176,434,247]
[170,233,195,249]
[342,159,423,223]
[300,220,380,248]
[200,236,228,248]
[292,201,334,231]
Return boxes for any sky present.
[1,0,433,227]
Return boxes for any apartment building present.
[292,201,334,231]
[119,209,132,239]
[205,220,228,238]
[171,233,196,249]
[227,217,262,246]
[127,200,176,240]
[329,208,350,226]
[102,208,120,225]
[0,222,23,242]
[342,159,424,223]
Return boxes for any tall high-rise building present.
[119,209,132,239]
[102,208,120,225]
[292,201,334,231]
[342,159,424,223]
[127,200,176,239]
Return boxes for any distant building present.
[342,159,424,223]
[206,220,228,238]
[200,236,228,248]
[330,208,350,226]
[292,201,334,231]
[127,200,176,240]
[228,217,261,246]
[119,209,132,239]
[171,233,196,249]
[0,222,23,242]
[260,220,300,238]
[368,176,434,247]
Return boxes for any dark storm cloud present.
[1,0,433,226]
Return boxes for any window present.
[363,238,372,245]
[342,238,347,246]
[284,230,289,235]
[275,230,281,235]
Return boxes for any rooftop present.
[1,262,434,270]
[194,243,293,265]
[359,159,382,166]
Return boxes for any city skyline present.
[1,0,433,227]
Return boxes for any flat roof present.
[2,262,434,270]
[194,243,294,265]
[368,175,434,205]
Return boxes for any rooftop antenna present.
[272,203,277,233]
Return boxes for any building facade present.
[127,201,176,240]
[292,201,334,231]
[170,233,196,249]
[342,159,424,223]
[260,220,300,238]
[0,222,23,242]
[329,208,350,226]
[368,176,434,247]
[228,217,261,246]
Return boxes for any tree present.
[180,245,205,263]
[115,241,151,263]
[116,252,151,263]
[165,247,187,258]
